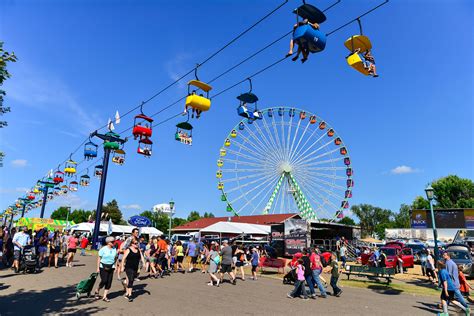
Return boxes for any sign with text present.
[411,209,474,229]
[284,219,307,256]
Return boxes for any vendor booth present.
[16,217,75,232]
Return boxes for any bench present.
[259,257,286,274]
[345,265,395,284]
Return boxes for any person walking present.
[66,233,79,267]
[61,231,70,262]
[12,226,31,272]
[324,253,342,297]
[48,231,61,268]
[80,235,89,256]
[438,260,469,316]
[234,246,246,280]
[310,248,327,298]
[339,243,347,269]
[175,240,185,273]
[287,258,308,299]
[219,240,237,285]
[302,249,315,298]
[250,247,260,281]
[207,244,221,286]
[443,251,469,311]
[186,238,197,272]
[37,228,49,268]
[425,249,437,283]
[121,237,146,302]
[95,236,117,302]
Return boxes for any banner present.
[16,217,75,231]
[284,219,307,256]
[411,210,427,228]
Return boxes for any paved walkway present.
[0,255,449,315]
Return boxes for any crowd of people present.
[94,228,265,302]
[0,225,89,271]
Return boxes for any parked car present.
[445,244,474,278]
[170,234,193,244]
[381,244,414,272]
[406,243,427,263]
[426,239,446,248]
[408,239,425,246]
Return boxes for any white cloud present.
[390,165,420,175]
[0,187,29,194]
[6,64,103,133]
[122,204,141,210]
[165,53,192,87]
[11,159,28,167]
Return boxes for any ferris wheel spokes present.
[229,173,280,213]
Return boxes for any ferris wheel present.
[217,107,353,221]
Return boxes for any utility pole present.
[38,178,55,218]
[90,130,127,250]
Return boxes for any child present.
[287,258,308,299]
[438,261,469,316]
[324,253,342,297]
[458,265,474,303]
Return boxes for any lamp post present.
[65,206,71,231]
[169,200,175,240]
[425,185,439,262]
[38,178,56,218]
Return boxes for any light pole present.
[65,206,71,231]
[168,200,175,240]
[425,185,439,262]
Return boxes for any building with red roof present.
[172,213,300,234]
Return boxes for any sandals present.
[102,297,110,302]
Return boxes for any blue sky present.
[0,0,472,221]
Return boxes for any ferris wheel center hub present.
[280,162,292,173]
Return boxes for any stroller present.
[75,272,98,300]
[19,245,37,274]
[283,268,297,285]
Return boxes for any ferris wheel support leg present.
[263,174,285,214]
[91,148,111,250]
[39,186,49,219]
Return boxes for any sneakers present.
[232,279,237,285]
[302,297,309,300]
[216,279,220,287]
[287,294,293,299]
[207,282,214,286]
[310,294,317,299]
[336,290,343,297]
[465,308,471,316]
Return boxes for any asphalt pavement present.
[0,254,449,315]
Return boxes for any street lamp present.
[425,185,439,262]
[168,200,175,240]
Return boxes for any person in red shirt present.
[80,235,89,256]
[66,233,79,267]
[458,266,474,303]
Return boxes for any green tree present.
[350,204,393,238]
[203,212,215,218]
[393,204,411,228]
[70,209,93,223]
[0,42,18,167]
[140,210,170,234]
[337,216,356,226]
[187,211,201,222]
[101,199,124,224]
[411,175,474,210]
[50,206,70,220]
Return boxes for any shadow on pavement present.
[367,284,403,295]
[107,283,151,300]
[413,301,440,314]
[0,283,11,290]
[0,285,106,315]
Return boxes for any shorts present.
[220,264,232,273]
[38,246,47,253]
[441,290,455,301]
[50,247,60,254]
[14,250,21,260]
[190,256,198,264]
[177,256,184,263]
[68,248,77,253]
[252,265,258,272]
[236,261,244,267]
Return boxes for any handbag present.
[213,255,221,265]
[102,263,114,271]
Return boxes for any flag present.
[107,118,115,131]
[115,111,121,124]
[107,218,113,235]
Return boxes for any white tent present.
[70,222,163,236]
[200,221,270,235]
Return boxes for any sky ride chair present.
[184,66,212,119]
[292,1,327,57]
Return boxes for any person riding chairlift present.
[349,48,378,77]
[286,19,320,63]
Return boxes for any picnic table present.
[345,265,395,284]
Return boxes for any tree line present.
[345,175,474,239]
[50,199,215,235]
